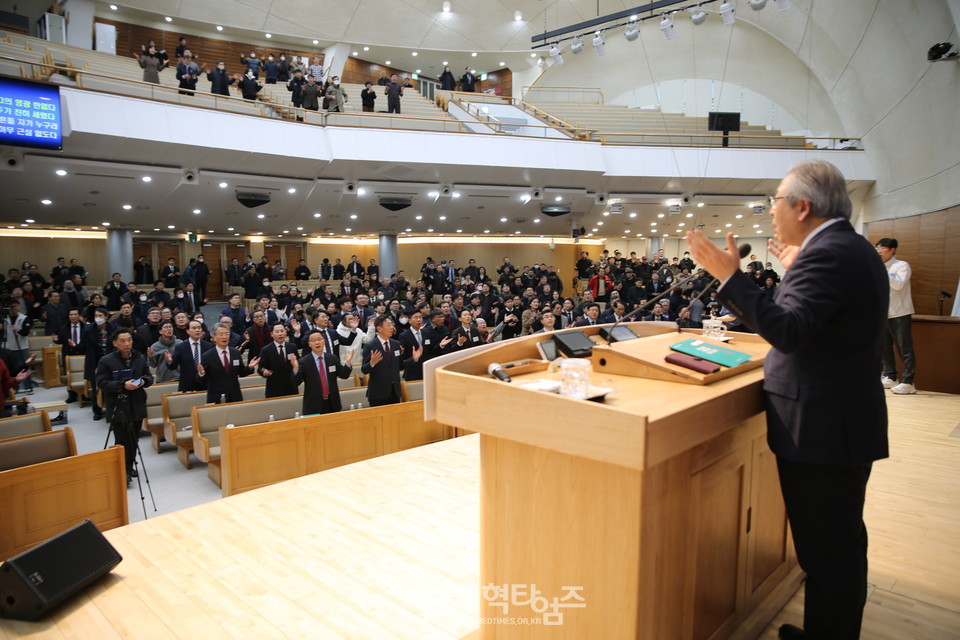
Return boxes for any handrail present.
[0,52,860,149]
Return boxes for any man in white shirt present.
[876,237,916,394]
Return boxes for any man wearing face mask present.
[261,53,279,84]
[287,69,306,116]
[176,50,200,96]
[326,76,348,113]
[277,53,290,82]
[238,69,262,101]
[301,74,321,112]
[207,60,235,96]
[240,51,259,77]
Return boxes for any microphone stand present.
[600,273,697,343]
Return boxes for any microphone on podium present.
[487,362,512,383]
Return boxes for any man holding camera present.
[96,327,153,484]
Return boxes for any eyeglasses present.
[768,195,790,207]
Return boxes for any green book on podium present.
[669,338,753,368]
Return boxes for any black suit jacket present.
[258,340,300,397]
[718,219,889,465]
[58,321,88,358]
[451,324,482,350]
[200,346,255,403]
[361,337,403,403]
[168,338,214,392]
[293,352,352,414]
[399,328,427,381]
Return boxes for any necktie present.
[193,341,200,366]
[414,331,421,347]
[383,341,392,364]
[222,349,230,373]
[72,325,78,344]
[325,331,333,356]
[317,355,329,396]
[278,343,284,360]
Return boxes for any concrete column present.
[106,229,134,282]
[378,233,398,280]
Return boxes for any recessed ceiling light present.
[40,199,52,205]
[352,51,358,56]
[227,227,234,231]
[91,225,98,229]
[629,212,637,218]
[301,233,307,236]
[554,196,562,202]
[658,213,665,218]
[663,233,669,237]
[287,187,296,194]
[216,25,223,31]
[167,225,175,229]
[452,191,460,198]
[350,214,358,219]
[122,204,132,210]
[753,224,761,228]
[472,52,477,57]
[405,228,412,232]
[141,176,151,182]
[219,182,228,188]
[484,229,490,233]
[515,230,521,234]
[208,229,214,233]
[257,214,265,219]
[25,218,35,223]
[686,213,694,218]
[624,229,630,233]
[499,61,506,66]
[193,209,201,214]
[282,230,289,234]
[678,222,685,227]
[134,230,140,233]
[533,218,540,223]
[415,215,423,220]
[296,226,303,231]
[427,228,434,232]
[442,61,449,66]
[592,228,599,232]
[265,33,272,38]
[385,60,391,65]
[531,53,536,57]
[257,231,263,235]
[314,40,320,45]
[456,229,463,233]
[346,228,352,232]
[164,16,172,22]
[102,221,111,226]
[725,223,733,227]
[357,187,366,195]
[602,211,610,216]
[313,213,321,218]
[153,228,160,231]
[735,214,743,219]
[412,52,418,57]
[651,222,657,226]
[439,215,447,221]
[597,221,604,226]
[235,232,240,236]
[697,202,704,208]
[109,4,117,9]
[55,169,67,176]
[363,46,369,51]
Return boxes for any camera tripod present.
[104,419,157,519]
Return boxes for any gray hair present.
[212,322,231,334]
[786,160,851,220]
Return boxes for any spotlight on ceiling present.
[690,9,707,25]
[774,0,791,10]
[660,15,676,40]
[549,43,564,65]
[592,31,606,55]
[442,1,451,13]
[514,10,522,21]
[624,20,639,41]
[570,36,584,54]
[748,0,768,10]
[928,42,959,62]
[720,1,736,25]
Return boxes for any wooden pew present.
[0,428,127,560]
[219,398,448,497]
[161,384,267,469]
[0,411,52,441]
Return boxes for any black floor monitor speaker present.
[553,330,596,358]
[0,520,122,621]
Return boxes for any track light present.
[592,31,606,56]
[624,20,639,41]
[720,1,735,25]
[570,36,584,54]
[549,44,564,65]
[774,0,791,11]
[748,0,768,10]
[690,9,707,25]
[660,15,676,40]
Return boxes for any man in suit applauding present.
[258,323,299,397]
[292,329,353,415]
[361,315,403,407]
[198,322,260,403]
[165,319,213,392]
[687,160,888,640]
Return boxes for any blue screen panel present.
[0,76,62,150]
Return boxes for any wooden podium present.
[433,324,801,639]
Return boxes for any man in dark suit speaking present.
[687,160,888,640]
[257,323,299,398]
[165,319,213,392]
[198,322,260,403]
[292,329,353,415]
[361,315,403,407]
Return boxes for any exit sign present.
[187,233,198,243]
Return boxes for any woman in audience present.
[336,313,375,365]
[134,46,167,84]
[521,297,542,335]
[438,65,456,91]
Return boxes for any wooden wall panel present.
[0,237,107,285]
[341,56,417,88]
[481,68,513,96]
[198,241,224,296]
[866,205,960,316]
[95,17,322,76]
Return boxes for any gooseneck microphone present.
[487,362,512,383]
[681,244,753,329]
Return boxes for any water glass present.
[559,358,592,400]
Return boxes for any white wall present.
[63,0,94,50]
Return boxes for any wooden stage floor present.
[1,392,957,639]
